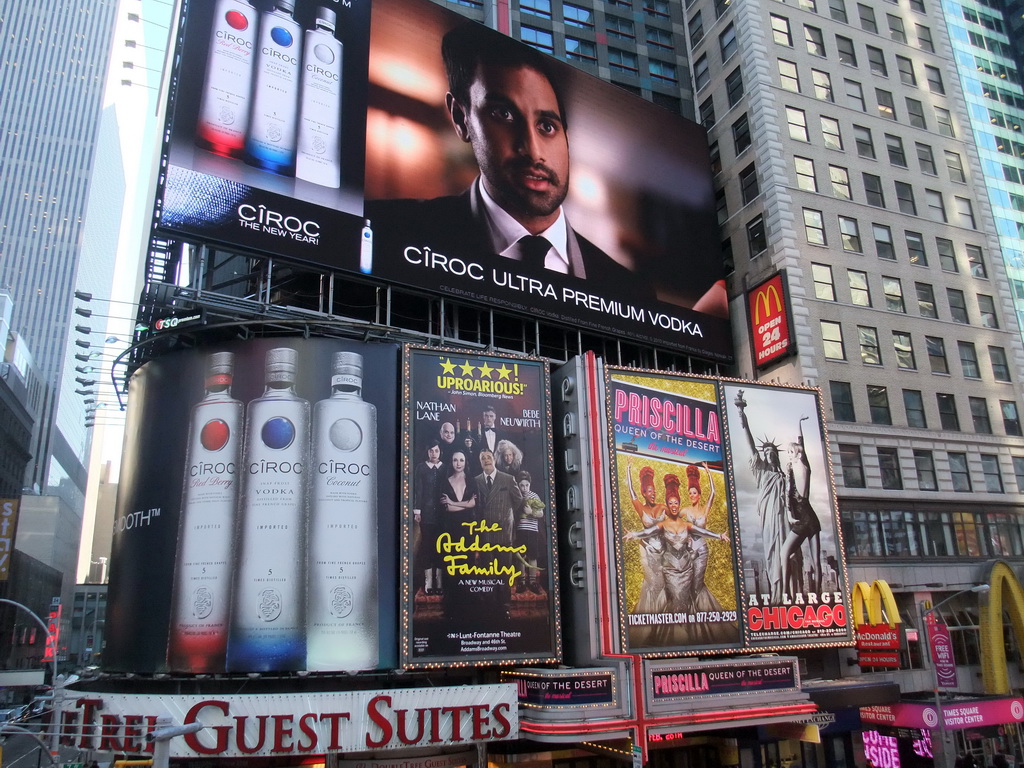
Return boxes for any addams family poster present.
[402,348,559,666]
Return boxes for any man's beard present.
[482,157,568,219]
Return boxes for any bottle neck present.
[263,380,297,396]
[331,384,362,399]
[205,375,233,397]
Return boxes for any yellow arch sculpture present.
[979,561,1024,694]
[852,580,901,627]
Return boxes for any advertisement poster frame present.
[105,338,400,674]
[400,346,560,667]
[719,380,853,649]
[152,0,732,361]
[605,366,742,656]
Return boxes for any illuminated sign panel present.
[747,273,793,368]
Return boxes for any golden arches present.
[980,561,1024,695]
[852,580,901,628]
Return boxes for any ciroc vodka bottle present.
[229,347,309,671]
[307,351,378,670]
[196,0,258,158]
[245,0,303,174]
[295,6,343,188]
[168,352,243,672]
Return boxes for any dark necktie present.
[487,475,493,491]
[518,235,551,272]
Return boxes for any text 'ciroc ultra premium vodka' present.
[307,352,378,670]
[295,6,343,188]
[246,0,302,175]
[168,352,243,672]
[196,0,258,158]
[229,347,309,671]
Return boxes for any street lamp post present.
[922,584,991,768]
[0,600,60,758]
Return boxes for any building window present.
[709,141,721,175]
[840,444,866,487]
[958,341,980,378]
[876,89,896,120]
[831,166,853,200]
[882,277,905,312]
[778,59,800,92]
[846,79,866,111]
[831,381,855,421]
[849,269,871,305]
[936,238,957,272]
[990,346,1011,381]
[725,67,743,103]
[772,14,794,46]
[914,450,938,490]
[821,116,843,149]
[867,46,887,76]
[947,288,969,324]
[978,294,998,328]
[650,59,678,81]
[925,189,946,222]
[644,0,671,16]
[966,245,986,278]
[795,157,817,191]
[836,34,856,65]
[720,24,738,59]
[896,55,916,85]
[908,0,924,12]
[863,173,885,206]
[949,452,971,491]
[647,26,673,46]
[858,3,877,31]
[715,189,728,226]
[981,455,1003,493]
[521,0,552,16]
[564,2,594,25]
[894,181,916,214]
[878,447,903,489]
[610,14,637,39]
[970,396,992,434]
[812,69,833,101]
[916,282,937,317]
[821,320,846,359]
[926,336,948,374]
[747,214,767,255]
[566,37,598,61]
[869,385,893,424]
[521,26,555,52]
[936,106,955,137]
[854,125,875,158]
[829,0,848,22]
[740,163,759,204]
[1014,458,1024,493]
[924,65,945,94]
[874,224,894,260]
[917,143,937,175]
[906,231,926,265]
[885,134,906,167]
[1002,401,1022,436]
[812,263,836,300]
[904,389,927,427]
[893,331,915,369]
[839,216,861,251]
[859,325,881,365]
[712,0,729,18]
[906,98,927,129]
[699,96,716,128]
[733,114,751,153]
[807,26,827,56]
[946,151,966,183]
[937,393,959,430]
[916,24,933,51]
[610,48,639,73]
[803,208,826,244]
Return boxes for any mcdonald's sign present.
[853,580,902,669]
[747,274,794,368]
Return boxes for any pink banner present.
[926,614,958,688]
[861,699,1024,731]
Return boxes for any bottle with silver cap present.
[295,5,343,187]
[306,350,378,670]
[169,351,243,672]
[229,347,309,671]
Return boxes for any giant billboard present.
[720,383,851,647]
[401,348,559,666]
[105,339,400,674]
[608,369,741,654]
[155,0,731,360]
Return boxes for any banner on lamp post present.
[926,613,958,688]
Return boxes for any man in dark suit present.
[473,449,525,617]
[365,23,641,291]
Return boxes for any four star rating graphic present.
[438,357,515,380]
